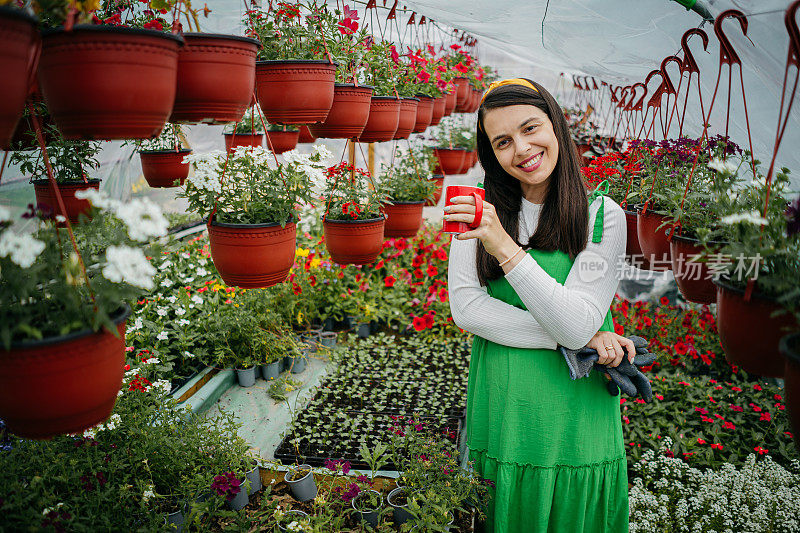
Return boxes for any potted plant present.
[284,463,317,501]
[275,509,311,532]
[11,123,102,223]
[408,48,446,127]
[0,191,167,438]
[265,123,300,154]
[224,109,264,152]
[0,4,39,150]
[433,116,476,174]
[379,145,437,238]
[357,41,402,143]
[246,1,337,124]
[297,125,316,144]
[321,162,386,265]
[180,144,329,287]
[134,123,191,188]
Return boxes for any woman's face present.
[482,104,559,199]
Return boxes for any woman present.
[446,78,633,532]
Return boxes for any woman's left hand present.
[444,195,520,262]
[587,330,636,367]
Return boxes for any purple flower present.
[211,472,241,501]
[786,196,800,237]
[340,460,351,475]
[341,482,361,502]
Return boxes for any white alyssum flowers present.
[720,210,768,226]
[142,485,155,503]
[707,158,740,175]
[183,150,225,193]
[156,331,168,341]
[151,379,171,395]
[0,230,46,268]
[102,245,156,290]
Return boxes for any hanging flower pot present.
[307,84,373,139]
[255,60,337,124]
[356,96,401,143]
[635,204,672,271]
[779,333,800,442]
[139,149,191,189]
[454,77,470,109]
[443,89,457,116]
[207,220,297,288]
[576,143,593,166]
[669,233,719,304]
[393,97,419,140]
[429,96,446,126]
[471,88,482,112]
[265,129,299,154]
[0,305,129,439]
[715,276,797,377]
[456,150,474,174]
[37,25,183,140]
[425,175,445,207]
[297,125,316,143]
[224,133,263,152]
[412,95,434,133]
[433,148,467,175]
[169,33,259,124]
[0,6,39,150]
[323,216,385,265]
[623,207,649,269]
[33,179,100,223]
[383,201,424,238]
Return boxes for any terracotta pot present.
[443,89,457,116]
[430,96,446,126]
[635,204,672,271]
[669,233,719,304]
[33,179,100,223]
[224,133,263,152]
[454,77,470,109]
[471,89,482,112]
[457,150,475,173]
[207,219,297,288]
[576,143,593,166]
[412,95,434,133]
[255,60,337,124]
[265,129,299,154]
[308,84,373,139]
[323,216,385,265]
[715,276,797,377]
[0,305,129,439]
[780,333,800,443]
[393,98,419,140]
[297,125,316,143]
[356,96,400,143]
[623,208,650,270]
[0,7,39,150]
[169,33,259,124]
[383,201,424,238]
[433,148,467,175]
[38,25,183,140]
[139,149,191,188]
[425,175,444,206]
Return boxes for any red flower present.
[389,44,400,64]
[754,446,769,455]
[710,443,723,450]
[384,275,396,288]
[730,405,743,412]
[697,438,707,445]
[454,62,469,73]
[143,19,164,31]
[674,341,688,355]
[438,288,448,302]
[426,264,438,276]
[434,248,448,261]
[731,386,742,392]
[413,268,424,279]
[412,316,426,331]
[760,412,772,422]
[394,238,408,251]
[412,255,425,267]
[723,421,736,430]
[753,384,762,391]
[695,407,708,415]
[416,70,431,84]
[292,283,302,296]
[423,313,435,328]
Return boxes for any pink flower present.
[389,44,400,64]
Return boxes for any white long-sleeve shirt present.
[447,195,626,350]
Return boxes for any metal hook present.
[628,82,648,112]
[660,56,682,95]
[787,0,800,68]
[714,10,752,67]
[609,85,620,103]
[680,28,709,74]
[645,70,665,109]
[617,85,632,109]
[591,77,600,90]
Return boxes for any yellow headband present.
[480,78,538,105]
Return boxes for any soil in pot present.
[139,149,191,188]
[256,60,337,124]
[33,179,100,224]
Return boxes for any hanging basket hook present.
[714,9,752,67]
[680,28,709,74]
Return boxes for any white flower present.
[181,252,190,259]
[313,144,333,161]
[198,258,208,266]
[175,307,186,316]
[160,278,174,288]
[143,357,161,365]
[177,319,190,326]
[82,426,97,439]
[720,210,768,226]
[191,294,203,305]
[74,188,118,210]
[0,205,11,223]
[287,521,302,532]
[102,246,156,290]
[195,267,208,276]
[156,331,168,341]
[160,260,172,269]
[103,414,122,431]
[41,502,64,516]
[114,197,168,242]
[128,317,143,332]
[143,486,155,503]
[0,230,45,268]
[167,295,177,303]
[151,379,171,395]
[184,351,195,359]
[708,158,739,175]
[156,307,168,317]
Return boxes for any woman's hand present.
[587,330,636,367]
[443,195,520,264]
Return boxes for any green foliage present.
[432,115,476,150]
[322,162,385,222]
[379,144,437,203]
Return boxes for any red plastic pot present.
[576,143,593,166]
[393,98,419,140]
[715,277,797,377]
[623,208,650,270]
[454,77,470,109]
[456,150,475,174]
[224,133,263,152]
[207,219,297,288]
[430,96,446,126]
[169,33,259,124]
[425,175,445,207]
[265,129,299,154]
[0,306,129,439]
[308,84,373,139]
[255,60,337,124]
[356,96,401,143]
[33,179,100,223]
[780,334,800,443]
[383,201,424,238]
[139,149,191,188]
[443,89,457,116]
[412,95,434,133]
[0,7,39,150]
[669,233,718,304]
[297,125,316,143]
[323,216,385,265]
[635,204,672,271]
[38,25,183,140]
[433,148,467,175]
[472,88,482,112]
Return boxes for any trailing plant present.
[379,145,437,203]
[322,162,384,222]
[10,123,101,184]
[132,122,186,152]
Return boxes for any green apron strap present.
[587,180,609,244]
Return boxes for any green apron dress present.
[465,185,629,532]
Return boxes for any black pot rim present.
[257,59,338,66]
[32,178,102,186]
[633,203,668,216]
[180,32,261,49]
[323,214,386,224]
[351,489,382,512]
[208,217,295,229]
[8,304,131,350]
[712,275,780,303]
[384,200,426,206]
[431,174,444,179]
[414,93,435,100]
[334,83,375,92]
[223,132,263,137]
[42,24,185,45]
[0,5,38,25]
[670,231,728,247]
[780,333,800,364]
[138,148,192,155]
[401,97,420,102]
[434,146,467,152]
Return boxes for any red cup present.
[443,185,485,234]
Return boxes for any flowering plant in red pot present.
[379,146,437,238]
[132,123,191,188]
[223,108,264,152]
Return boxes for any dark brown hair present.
[475,79,588,285]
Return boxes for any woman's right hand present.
[587,330,636,368]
